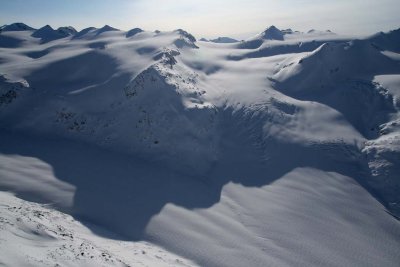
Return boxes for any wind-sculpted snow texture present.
[0,23,400,267]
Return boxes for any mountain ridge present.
[1,22,400,267]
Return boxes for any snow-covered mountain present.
[0,23,400,267]
[209,36,239,43]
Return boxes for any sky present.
[1,0,399,39]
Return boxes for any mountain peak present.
[97,25,119,33]
[31,25,56,38]
[174,29,196,43]
[57,26,77,36]
[31,25,75,42]
[126,28,144,38]
[210,37,239,43]
[260,25,284,40]
[42,25,54,31]
[173,29,198,48]
[0,22,35,32]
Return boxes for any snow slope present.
[1,24,400,266]
[0,191,196,267]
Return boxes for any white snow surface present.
[1,24,400,266]
[0,191,196,267]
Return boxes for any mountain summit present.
[260,25,284,40]
[0,22,35,32]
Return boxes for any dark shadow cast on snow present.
[26,50,121,92]
[0,103,380,241]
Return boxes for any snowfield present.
[0,23,400,266]
[0,191,196,267]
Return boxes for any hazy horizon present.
[1,0,400,39]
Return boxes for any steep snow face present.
[1,24,400,267]
[121,60,218,171]
[364,74,400,215]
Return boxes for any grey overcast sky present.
[1,0,399,39]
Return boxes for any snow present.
[209,37,239,43]
[1,23,400,266]
[367,28,400,53]
[57,26,77,36]
[126,28,144,38]
[148,168,400,267]
[0,23,35,32]
[0,191,196,267]
[32,25,64,43]
[258,25,285,41]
